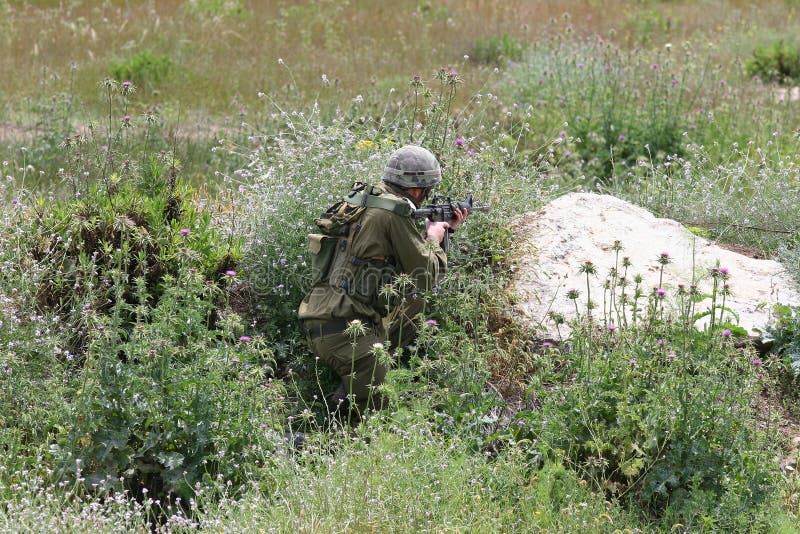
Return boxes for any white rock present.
[510,193,800,339]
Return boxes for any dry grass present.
[1,0,797,119]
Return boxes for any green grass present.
[1,0,800,531]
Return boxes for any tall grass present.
[2,0,796,115]
[1,1,800,531]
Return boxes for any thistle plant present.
[578,260,597,318]
[566,287,581,320]
[708,264,731,331]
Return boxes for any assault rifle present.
[414,194,490,251]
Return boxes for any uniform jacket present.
[298,182,447,327]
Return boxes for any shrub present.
[746,41,800,84]
[53,266,282,503]
[469,33,524,65]
[764,303,800,404]
[9,81,279,505]
[28,162,240,354]
[512,322,776,528]
[109,49,174,90]
[502,34,798,186]
[506,35,690,184]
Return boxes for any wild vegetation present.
[2,0,800,531]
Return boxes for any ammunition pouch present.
[308,233,338,286]
[349,258,398,314]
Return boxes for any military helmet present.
[382,145,441,189]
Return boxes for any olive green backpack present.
[307,183,414,311]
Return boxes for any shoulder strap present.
[345,185,414,217]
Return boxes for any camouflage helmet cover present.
[382,145,441,189]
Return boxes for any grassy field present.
[2,0,800,531]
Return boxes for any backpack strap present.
[345,185,414,217]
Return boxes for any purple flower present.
[239,335,251,342]
[225,270,237,276]
[425,319,438,326]
[455,138,464,147]
[122,81,132,88]
[752,358,762,366]
[667,353,677,360]
[719,267,729,275]
[629,358,637,365]
[607,324,616,332]
[656,288,666,297]
[11,198,18,205]
[231,357,240,363]
[123,115,131,122]
[618,134,625,141]
[722,329,732,338]
[542,341,553,348]
[651,63,659,69]
[179,228,191,236]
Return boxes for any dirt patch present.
[0,122,38,143]
[715,241,767,260]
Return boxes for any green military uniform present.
[298,181,447,418]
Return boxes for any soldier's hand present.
[425,220,449,244]
[447,207,468,231]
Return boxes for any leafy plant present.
[746,40,800,84]
[469,33,524,65]
[109,49,174,90]
[510,321,775,528]
[29,163,240,354]
[54,267,281,503]
[764,303,800,396]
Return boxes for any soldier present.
[298,145,468,424]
